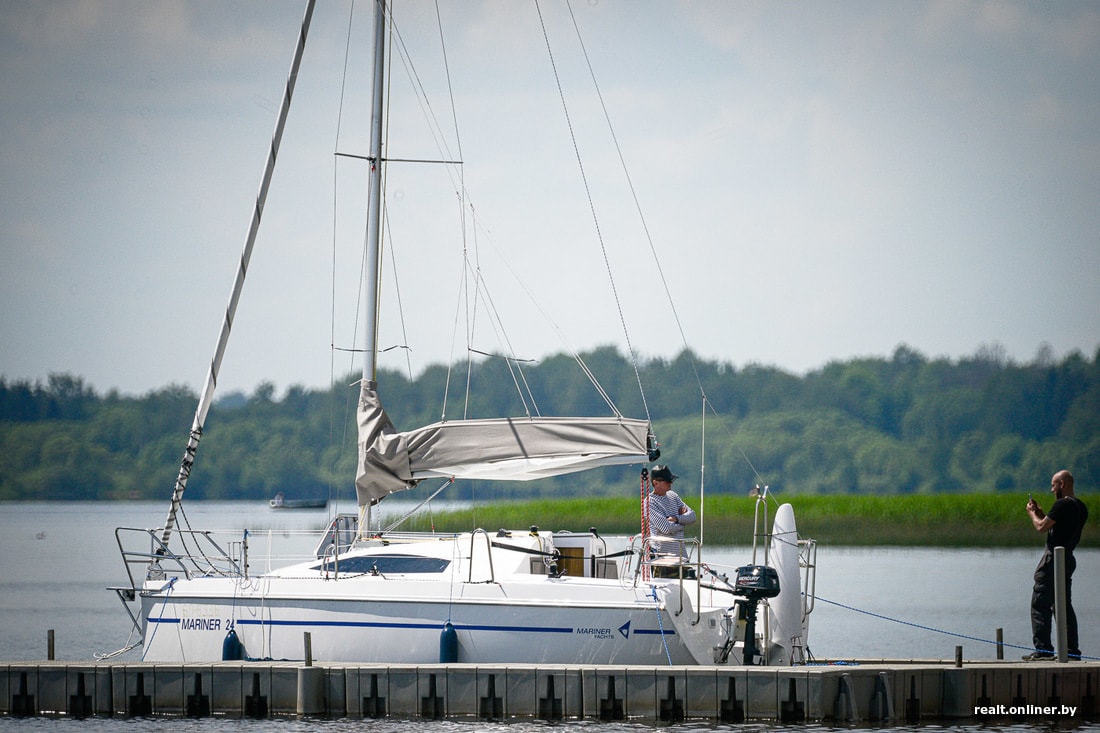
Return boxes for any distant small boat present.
[269,492,327,510]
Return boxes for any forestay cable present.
[160,0,316,547]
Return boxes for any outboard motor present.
[733,565,780,665]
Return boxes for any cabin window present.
[310,554,451,574]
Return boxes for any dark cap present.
[651,465,678,482]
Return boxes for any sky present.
[2,0,1098,399]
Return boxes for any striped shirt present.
[647,489,696,557]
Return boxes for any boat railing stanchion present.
[628,536,643,585]
[799,538,817,618]
[675,558,685,616]
[468,529,496,584]
[321,542,339,580]
[675,537,702,619]
[747,483,775,570]
[692,538,702,625]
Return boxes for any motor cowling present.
[733,564,780,600]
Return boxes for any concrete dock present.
[2,659,1097,722]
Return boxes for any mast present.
[362,0,387,384]
[356,0,387,535]
[159,1,316,547]
[351,0,657,510]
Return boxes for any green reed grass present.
[404,493,1097,548]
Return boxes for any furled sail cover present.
[355,381,653,505]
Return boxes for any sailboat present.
[111,1,815,666]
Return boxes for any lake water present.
[1,500,1097,732]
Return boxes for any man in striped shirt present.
[647,465,697,577]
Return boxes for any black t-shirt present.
[1046,496,1088,552]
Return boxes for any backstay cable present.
[534,0,650,423]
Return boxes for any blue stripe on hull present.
[147,616,673,636]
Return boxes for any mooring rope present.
[814,593,1096,661]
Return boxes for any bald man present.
[1023,470,1088,660]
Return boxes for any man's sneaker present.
[1021,650,1055,661]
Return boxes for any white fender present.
[768,502,803,664]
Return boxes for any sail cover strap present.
[355,381,653,505]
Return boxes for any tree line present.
[1,343,1097,502]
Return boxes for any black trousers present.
[1031,549,1079,655]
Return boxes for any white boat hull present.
[136,530,741,665]
[141,576,735,664]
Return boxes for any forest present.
[1,342,1098,502]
